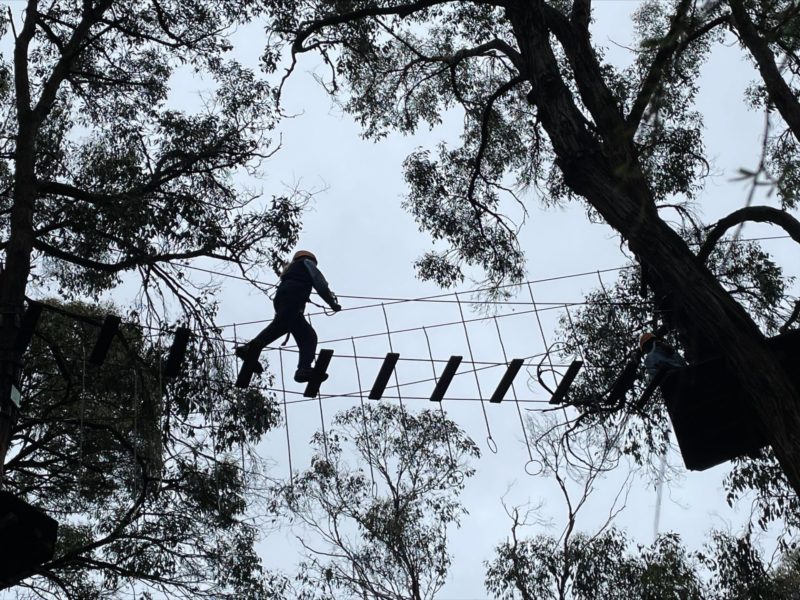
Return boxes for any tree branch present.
[291,0,469,56]
[32,238,224,273]
[570,0,591,32]
[467,75,526,216]
[698,205,800,263]
[433,38,525,76]
[541,3,627,141]
[33,0,114,125]
[729,0,800,143]
[40,418,151,569]
[37,180,125,206]
[626,0,693,130]
[13,0,39,122]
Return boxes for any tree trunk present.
[508,0,800,496]
[0,2,40,480]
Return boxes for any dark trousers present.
[250,289,317,368]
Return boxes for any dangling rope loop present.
[422,326,464,483]
[454,293,496,453]
[524,459,545,477]
[527,283,559,392]
[350,337,376,494]
[493,317,535,470]
[278,347,294,485]
[380,303,411,447]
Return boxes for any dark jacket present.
[279,258,339,308]
[643,340,686,378]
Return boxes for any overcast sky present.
[5,1,799,598]
[189,3,800,599]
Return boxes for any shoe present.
[294,367,328,383]
[235,344,263,374]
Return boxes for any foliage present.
[738,0,800,210]
[556,237,793,444]
[487,400,800,600]
[486,526,800,600]
[262,0,800,502]
[485,529,705,600]
[1,1,308,591]
[0,0,305,325]
[263,0,721,287]
[274,403,480,600]
[553,241,799,531]
[4,301,282,599]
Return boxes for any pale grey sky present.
[197,3,799,598]
[3,1,798,598]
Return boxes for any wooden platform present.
[660,331,800,471]
[0,492,58,588]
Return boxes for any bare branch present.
[32,238,226,273]
[467,75,526,223]
[698,205,800,264]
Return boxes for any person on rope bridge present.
[639,331,686,380]
[236,250,341,382]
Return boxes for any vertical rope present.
[132,367,143,493]
[596,270,636,406]
[132,368,138,458]
[454,293,495,453]
[381,303,411,443]
[298,311,329,460]
[526,283,559,390]
[132,369,138,424]
[563,303,600,396]
[351,337,376,494]
[380,303,405,412]
[422,326,456,465]
[317,391,329,460]
[307,306,329,459]
[278,347,294,485]
[653,449,668,541]
[212,331,224,515]
[563,304,587,364]
[493,317,534,465]
[159,350,168,443]
[594,271,636,474]
[79,343,86,468]
[596,271,630,342]
[233,323,246,486]
[211,403,221,512]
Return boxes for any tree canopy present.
[263,0,800,497]
[0,0,309,593]
[6,0,800,595]
[486,527,800,600]
[4,300,281,598]
[274,403,480,600]
[1,0,303,319]
[550,241,800,533]
[0,0,308,475]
